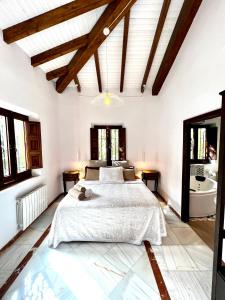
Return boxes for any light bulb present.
[104,93,112,106]
[103,27,110,36]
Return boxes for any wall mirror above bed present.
[90,125,126,166]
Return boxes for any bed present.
[48,179,167,248]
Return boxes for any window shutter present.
[90,128,98,160]
[119,128,126,160]
[26,122,43,169]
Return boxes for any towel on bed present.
[74,184,86,193]
[85,189,93,199]
[68,188,85,200]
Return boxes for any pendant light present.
[92,36,123,107]
[92,0,134,107]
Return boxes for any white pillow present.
[99,167,124,183]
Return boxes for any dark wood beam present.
[56,0,137,93]
[74,75,81,92]
[141,0,171,93]
[120,11,130,93]
[31,34,88,67]
[152,0,202,95]
[3,0,114,44]
[94,50,102,93]
[46,66,68,81]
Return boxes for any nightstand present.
[142,170,159,192]
[63,170,79,195]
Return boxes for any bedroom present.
[0,0,225,299]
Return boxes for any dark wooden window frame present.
[181,108,221,223]
[91,125,126,166]
[0,107,31,190]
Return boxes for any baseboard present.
[0,193,63,253]
[47,192,63,208]
[0,231,24,253]
[156,192,181,219]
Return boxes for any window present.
[90,125,126,165]
[197,128,207,160]
[97,128,119,161]
[14,119,27,173]
[0,108,31,189]
[0,115,10,177]
[98,129,107,160]
[190,125,218,163]
[111,129,119,161]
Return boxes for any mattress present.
[48,180,167,248]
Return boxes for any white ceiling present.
[0,0,184,92]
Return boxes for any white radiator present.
[16,185,47,230]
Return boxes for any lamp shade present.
[91,92,124,107]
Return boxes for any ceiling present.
[0,0,184,92]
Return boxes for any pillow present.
[88,160,107,167]
[99,167,124,183]
[85,167,99,180]
[112,160,129,168]
[123,169,136,181]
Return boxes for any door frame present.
[212,91,225,299]
[181,108,221,222]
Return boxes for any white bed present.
[48,179,167,248]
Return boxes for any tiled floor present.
[0,200,59,288]
[153,203,213,300]
[0,196,214,300]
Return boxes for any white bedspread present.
[48,180,167,248]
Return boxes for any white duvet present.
[48,180,167,248]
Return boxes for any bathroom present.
[189,116,221,250]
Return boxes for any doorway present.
[181,109,221,250]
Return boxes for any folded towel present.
[68,188,85,200]
[74,184,86,193]
[85,189,93,199]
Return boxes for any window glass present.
[14,119,27,173]
[0,115,10,176]
[111,129,119,161]
[98,129,106,160]
[197,128,206,160]
[190,128,194,160]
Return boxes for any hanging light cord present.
[106,37,109,93]
[104,0,133,94]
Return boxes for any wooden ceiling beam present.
[56,0,137,93]
[120,11,130,93]
[152,0,202,95]
[94,50,102,93]
[46,66,68,81]
[74,75,81,92]
[3,0,114,44]
[141,0,171,93]
[31,34,88,67]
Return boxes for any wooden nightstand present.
[142,170,159,192]
[63,170,79,195]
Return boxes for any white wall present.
[156,0,224,213]
[0,32,61,249]
[57,89,159,180]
